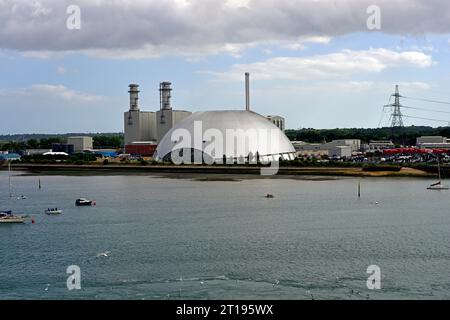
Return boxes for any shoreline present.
[1,163,435,179]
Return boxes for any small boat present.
[427,158,449,190]
[0,211,26,224]
[45,208,63,215]
[427,181,449,190]
[1,163,27,224]
[75,198,95,206]
[265,194,275,198]
[7,162,27,200]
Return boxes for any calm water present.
[1,171,450,300]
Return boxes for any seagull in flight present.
[96,251,111,258]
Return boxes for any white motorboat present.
[75,198,94,206]
[45,208,63,215]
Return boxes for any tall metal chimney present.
[128,84,139,111]
[159,82,172,110]
[245,72,250,111]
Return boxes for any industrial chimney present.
[159,82,172,110]
[245,72,250,111]
[128,84,140,111]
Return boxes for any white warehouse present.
[67,136,93,152]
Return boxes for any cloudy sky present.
[1,0,450,134]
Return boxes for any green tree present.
[27,139,39,149]
[93,135,123,148]
[39,137,63,149]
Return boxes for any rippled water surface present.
[1,171,450,300]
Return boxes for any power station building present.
[266,115,286,132]
[123,82,191,150]
[124,74,295,162]
[154,110,296,163]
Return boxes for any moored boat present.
[75,198,95,206]
[1,162,27,224]
[427,158,449,190]
[427,182,449,190]
[45,208,63,215]
[0,211,26,224]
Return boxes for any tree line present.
[285,126,450,146]
[0,135,124,152]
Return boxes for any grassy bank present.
[1,163,434,178]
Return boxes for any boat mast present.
[438,156,442,183]
[8,161,12,198]
[358,181,361,198]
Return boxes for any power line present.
[402,114,450,124]
[400,105,450,115]
[380,86,450,128]
[402,96,450,106]
[377,108,388,128]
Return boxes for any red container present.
[125,144,157,156]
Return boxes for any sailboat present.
[427,157,449,190]
[1,161,26,224]
[8,161,12,198]
[0,210,26,223]
[6,162,27,200]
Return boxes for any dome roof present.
[154,110,296,162]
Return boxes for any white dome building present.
[154,110,296,163]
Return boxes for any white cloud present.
[207,48,434,81]
[280,36,332,51]
[20,51,65,59]
[56,66,66,75]
[224,0,251,9]
[1,0,450,59]
[32,84,103,102]
[0,84,104,103]
[265,81,431,94]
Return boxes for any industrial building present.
[153,73,296,163]
[324,139,361,152]
[154,111,296,163]
[266,115,286,132]
[124,73,294,162]
[52,143,74,155]
[123,83,192,149]
[417,136,447,144]
[125,142,157,157]
[295,143,329,158]
[293,139,359,158]
[416,136,450,149]
[328,146,352,158]
[67,136,93,152]
[0,152,21,161]
[367,140,395,151]
[23,149,52,156]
